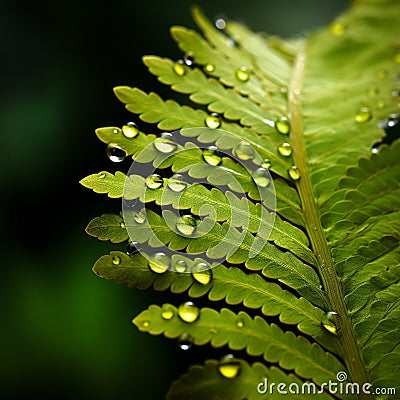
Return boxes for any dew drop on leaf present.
[148,252,170,274]
[133,209,146,224]
[178,333,193,350]
[106,143,127,162]
[178,301,200,323]
[215,18,226,30]
[98,173,106,179]
[371,144,380,154]
[173,59,186,76]
[119,221,126,228]
[183,53,194,66]
[126,241,139,256]
[202,146,222,166]
[321,311,338,335]
[233,141,254,160]
[161,304,175,320]
[252,168,271,188]
[378,69,387,79]
[192,262,212,285]
[145,174,164,189]
[176,215,198,236]
[288,165,301,181]
[377,99,385,109]
[205,113,221,129]
[368,86,379,97]
[142,320,150,328]
[112,255,121,265]
[122,121,139,138]
[275,116,291,134]
[167,174,187,192]
[218,355,241,379]
[261,158,271,169]
[174,259,188,273]
[204,63,215,73]
[236,318,244,328]
[330,21,346,36]
[355,107,372,123]
[235,66,250,82]
[153,137,177,154]
[278,142,292,157]
[112,127,121,134]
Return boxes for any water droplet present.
[252,168,271,188]
[261,158,271,169]
[167,174,187,192]
[112,128,120,134]
[145,174,163,189]
[178,333,193,350]
[119,221,126,228]
[377,99,385,109]
[278,142,292,157]
[233,141,254,160]
[378,113,400,132]
[321,311,338,335]
[205,113,221,129]
[112,255,121,265]
[192,262,212,285]
[148,252,170,274]
[394,52,400,64]
[202,146,222,166]
[106,143,127,162]
[288,166,301,181]
[183,53,194,66]
[122,121,139,138]
[153,137,177,154]
[355,107,372,123]
[173,59,186,76]
[235,66,250,82]
[218,355,241,379]
[161,304,175,320]
[371,144,380,154]
[378,69,387,79]
[236,318,244,328]
[126,241,139,256]
[176,215,198,236]
[215,18,226,30]
[133,209,146,224]
[209,326,218,334]
[174,259,188,273]
[368,86,379,97]
[142,320,150,328]
[330,21,346,36]
[275,116,290,135]
[99,173,106,179]
[178,301,200,323]
[204,63,215,73]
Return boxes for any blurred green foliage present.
[0,0,348,398]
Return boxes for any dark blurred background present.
[0,0,348,398]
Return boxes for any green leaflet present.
[86,214,128,243]
[93,251,335,353]
[81,0,400,397]
[167,360,334,400]
[133,305,344,385]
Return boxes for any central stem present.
[288,41,370,395]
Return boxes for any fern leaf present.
[81,0,400,397]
